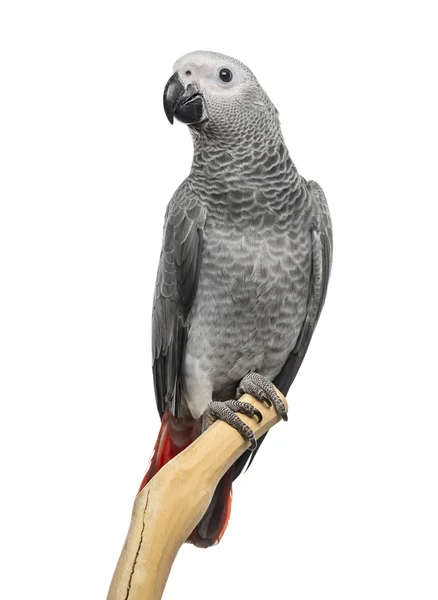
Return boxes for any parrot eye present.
[219,68,233,83]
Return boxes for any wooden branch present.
[107,389,288,600]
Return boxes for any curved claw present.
[237,386,272,408]
[248,436,257,451]
[237,372,288,422]
[253,408,263,423]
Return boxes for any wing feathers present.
[152,183,206,417]
[273,181,332,396]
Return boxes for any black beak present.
[163,72,205,125]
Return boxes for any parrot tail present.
[137,409,194,494]
[137,410,233,548]
[187,466,233,548]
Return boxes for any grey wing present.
[234,180,332,480]
[152,183,206,418]
[273,180,333,395]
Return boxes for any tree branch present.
[107,388,288,600]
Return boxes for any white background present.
[1,1,437,598]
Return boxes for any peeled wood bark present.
[107,389,288,600]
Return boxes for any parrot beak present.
[163,72,206,125]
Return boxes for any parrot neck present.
[189,102,284,154]
[189,134,297,186]
[190,123,284,154]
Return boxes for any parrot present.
[138,51,332,548]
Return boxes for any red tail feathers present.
[187,467,233,548]
[137,410,192,494]
[137,410,233,547]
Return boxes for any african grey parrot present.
[138,51,332,548]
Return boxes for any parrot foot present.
[201,400,263,451]
[237,372,288,422]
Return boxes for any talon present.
[254,408,263,423]
[237,372,288,421]
[201,399,262,449]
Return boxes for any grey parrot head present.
[163,51,280,144]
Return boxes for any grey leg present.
[237,372,288,421]
[201,400,263,451]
